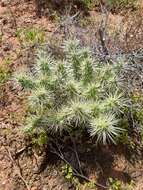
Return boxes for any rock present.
[1,0,7,7]
[42,185,49,190]
[2,18,8,25]
[3,43,12,51]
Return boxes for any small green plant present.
[15,27,45,46]
[15,39,128,144]
[32,132,48,146]
[108,178,134,190]
[78,0,93,9]
[108,178,122,190]
[105,0,138,10]
[75,180,96,190]
[61,164,73,180]
[131,93,143,124]
[130,92,143,140]
[0,56,11,84]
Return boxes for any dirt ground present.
[0,1,70,189]
[0,0,143,190]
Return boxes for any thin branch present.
[14,144,32,159]
[50,143,107,189]
[98,5,109,57]
[69,134,83,175]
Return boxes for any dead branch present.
[14,144,32,159]
[98,5,110,58]
[50,141,107,189]
[69,134,83,175]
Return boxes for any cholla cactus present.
[15,39,128,144]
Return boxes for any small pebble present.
[1,1,7,7]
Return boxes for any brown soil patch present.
[0,0,143,190]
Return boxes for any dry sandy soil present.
[0,0,143,190]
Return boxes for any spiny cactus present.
[15,39,128,144]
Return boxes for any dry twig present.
[50,141,107,189]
